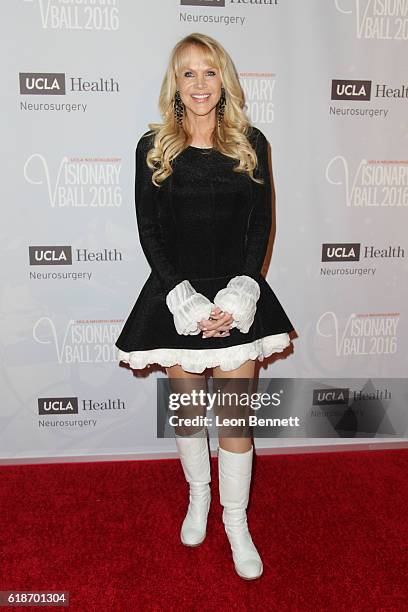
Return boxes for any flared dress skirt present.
[115,127,296,374]
[115,271,294,374]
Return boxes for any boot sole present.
[180,535,206,547]
[236,563,263,580]
[236,570,263,580]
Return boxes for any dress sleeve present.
[213,128,271,333]
[135,133,213,335]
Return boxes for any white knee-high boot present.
[175,431,211,547]
[218,446,263,580]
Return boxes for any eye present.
[182,69,217,77]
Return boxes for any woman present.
[115,32,295,580]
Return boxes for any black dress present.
[115,125,295,374]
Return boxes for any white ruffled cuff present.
[166,280,213,336]
[213,275,260,334]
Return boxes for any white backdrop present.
[1,0,407,462]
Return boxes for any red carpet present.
[1,448,407,611]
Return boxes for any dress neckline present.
[188,145,213,150]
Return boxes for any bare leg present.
[166,364,206,381]
[166,365,207,437]
[213,359,255,453]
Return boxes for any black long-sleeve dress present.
[115,125,295,373]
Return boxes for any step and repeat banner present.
[1,1,407,461]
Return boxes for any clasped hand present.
[197,306,233,339]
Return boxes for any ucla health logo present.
[330,78,408,120]
[28,245,122,282]
[38,397,78,415]
[19,73,65,95]
[19,72,119,94]
[29,246,72,265]
[179,0,278,27]
[313,388,349,405]
[180,0,225,5]
[38,396,125,415]
[28,246,122,265]
[37,395,126,430]
[322,243,404,262]
[331,79,408,102]
[331,79,371,101]
[322,244,361,262]
[320,242,404,279]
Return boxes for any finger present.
[199,321,224,332]
[202,314,233,329]
[215,312,233,323]
[208,313,225,321]
[203,321,232,331]
[203,326,231,338]
[214,322,231,331]
[205,313,230,323]
[210,306,223,315]
[202,327,222,337]
[198,318,217,329]
[202,332,230,338]
[202,331,216,338]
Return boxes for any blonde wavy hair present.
[144,32,263,187]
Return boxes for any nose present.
[195,73,206,88]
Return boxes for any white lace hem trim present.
[117,332,291,374]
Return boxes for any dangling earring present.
[217,86,226,127]
[174,90,184,126]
